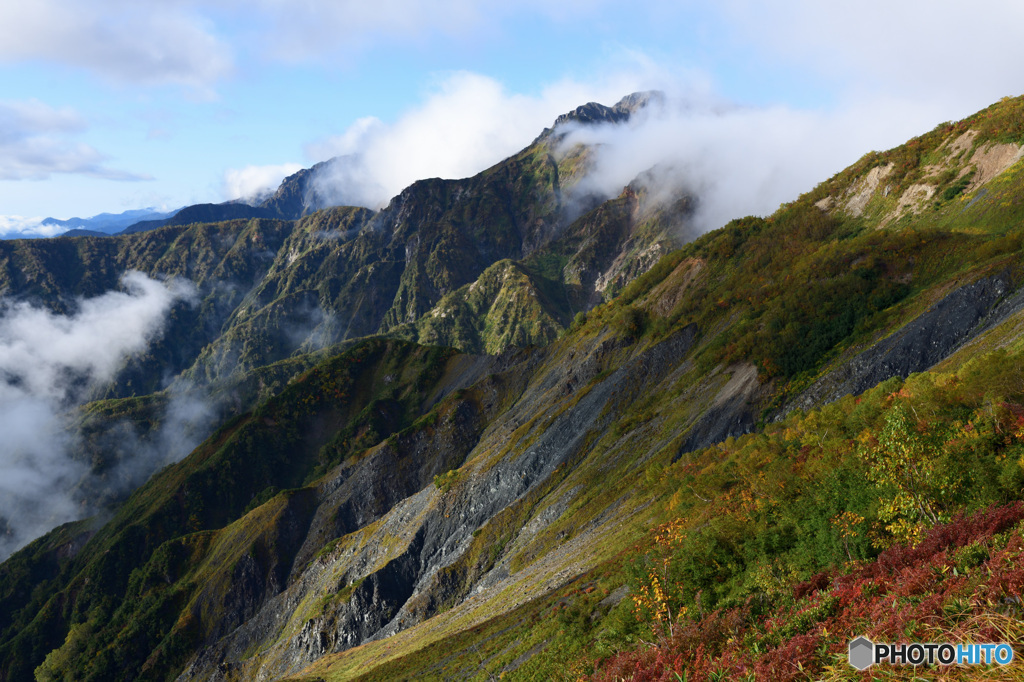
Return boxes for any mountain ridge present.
[3,93,1024,682]
[79,92,667,238]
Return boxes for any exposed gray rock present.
[171,269,1024,681]
[789,272,1017,412]
[675,362,768,461]
[175,326,699,681]
[598,585,630,609]
[551,91,664,130]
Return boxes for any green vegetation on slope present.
[5,94,1024,682]
[0,338,469,681]
[284,94,1024,680]
[304,343,1024,681]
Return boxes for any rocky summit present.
[4,94,1024,681]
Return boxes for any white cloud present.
[0,215,49,239]
[0,0,1019,110]
[303,117,384,162]
[0,272,196,399]
[0,1,232,90]
[0,272,198,559]
[0,99,84,136]
[223,163,304,203]
[556,93,943,232]
[304,69,656,209]
[0,0,600,88]
[718,0,1024,113]
[217,0,610,62]
[0,100,151,182]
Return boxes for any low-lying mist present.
[553,94,935,233]
[0,271,215,560]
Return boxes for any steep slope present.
[258,161,335,219]
[391,182,690,354]
[1,339,478,681]
[195,94,1024,679]
[112,91,663,237]
[5,94,1024,682]
[0,95,687,572]
[284,97,1024,680]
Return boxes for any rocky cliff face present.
[258,161,334,219]
[549,90,665,131]
[788,271,1022,413]
[6,252,1024,680]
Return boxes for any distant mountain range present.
[41,208,181,237]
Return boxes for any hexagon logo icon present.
[849,637,874,670]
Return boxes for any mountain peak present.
[552,90,664,129]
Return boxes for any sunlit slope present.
[290,95,1024,682]
[4,95,1024,682]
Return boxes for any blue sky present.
[2,0,1023,236]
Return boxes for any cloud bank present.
[223,163,304,204]
[0,215,49,240]
[554,94,943,232]
[0,272,201,559]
